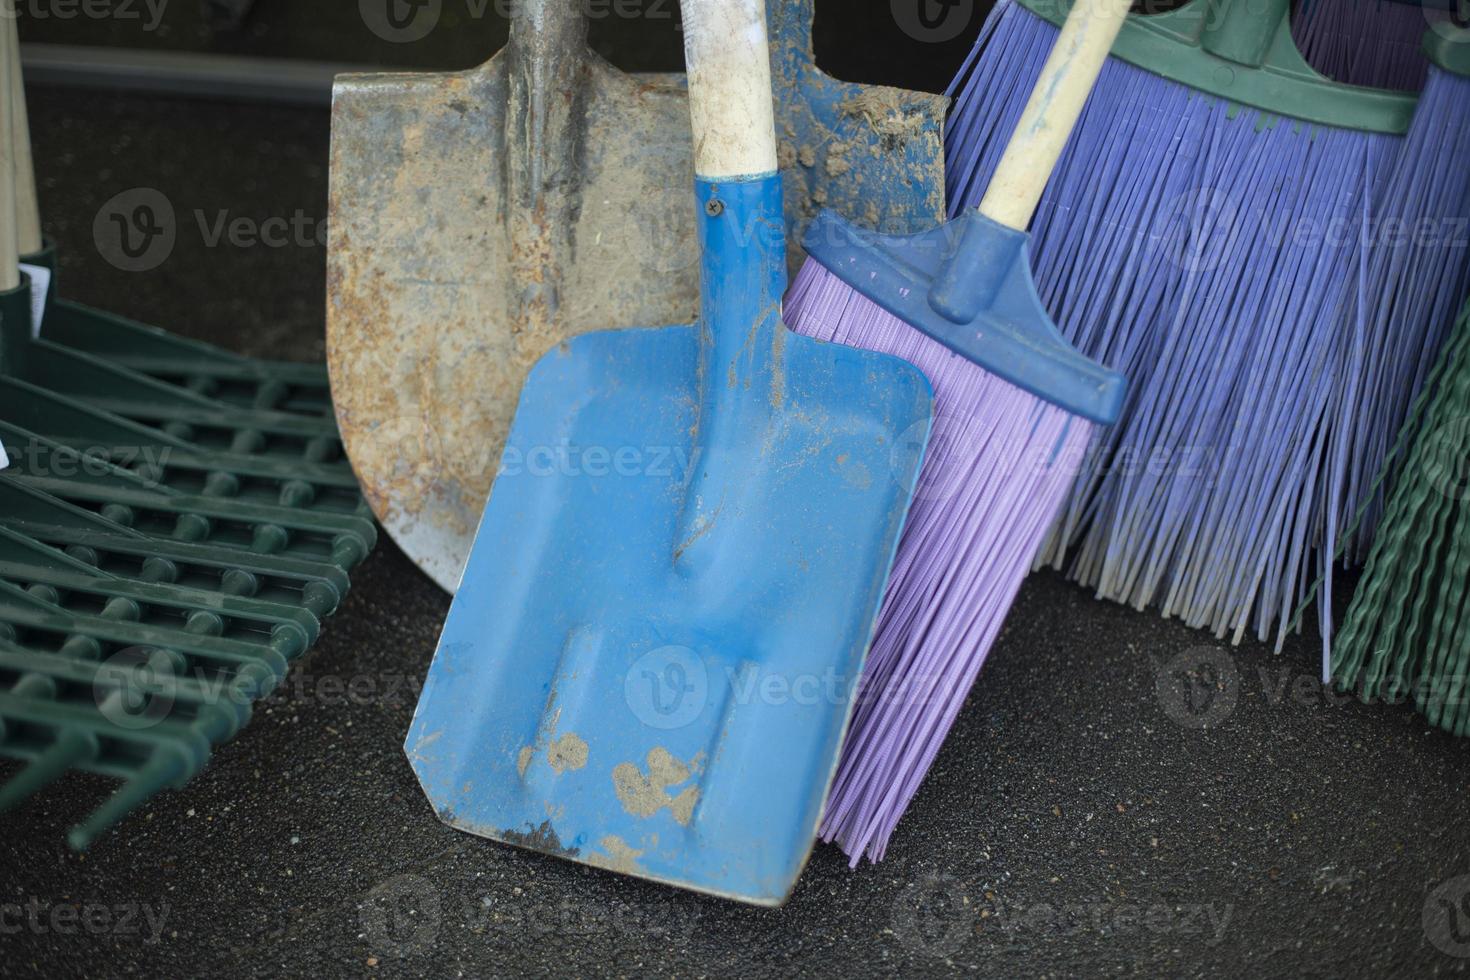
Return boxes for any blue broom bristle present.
[945,1,1470,651]
[1320,64,1470,660]
[1291,0,1445,91]
[1331,66,1470,565]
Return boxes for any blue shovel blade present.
[405,178,932,902]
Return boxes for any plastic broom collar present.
[1017,0,1419,132]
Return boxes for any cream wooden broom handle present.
[9,21,39,256]
[680,0,778,180]
[1,11,18,291]
[978,0,1132,231]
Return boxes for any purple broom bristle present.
[1291,0,1457,92]
[801,0,1469,864]
[942,1,1470,657]
[784,260,1093,865]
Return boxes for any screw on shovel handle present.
[976,0,1132,232]
[1,12,18,291]
[681,0,779,180]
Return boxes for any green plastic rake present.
[0,17,375,845]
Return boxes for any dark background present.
[11,0,985,89]
[5,2,1470,977]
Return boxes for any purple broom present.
[943,0,1439,654]
[785,0,1132,865]
[1293,0,1464,90]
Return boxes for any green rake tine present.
[0,730,100,813]
[69,753,193,850]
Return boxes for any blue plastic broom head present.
[802,208,1126,426]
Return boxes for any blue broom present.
[945,0,1467,655]
[1320,29,1470,664]
[1328,29,1470,566]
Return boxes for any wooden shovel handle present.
[681,0,778,180]
[1,12,18,291]
[978,0,1133,232]
[9,19,40,256]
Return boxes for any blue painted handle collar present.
[801,209,1126,426]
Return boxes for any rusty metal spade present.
[326,0,944,591]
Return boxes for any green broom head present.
[1426,23,1470,76]
[1332,295,1470,734]
[1018,0,1417,133]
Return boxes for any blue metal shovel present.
[403,0,934,906]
